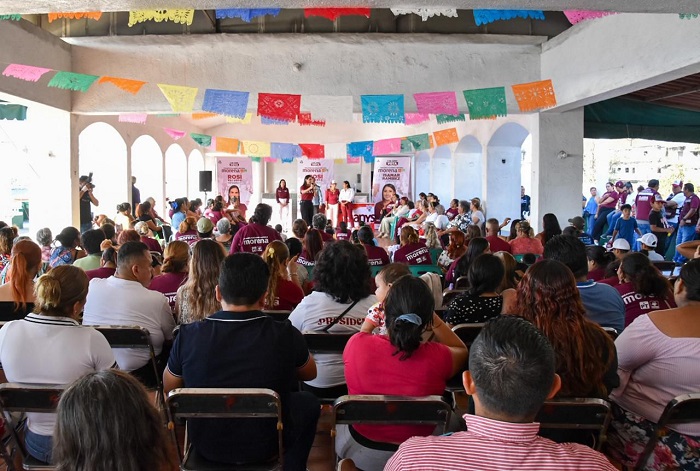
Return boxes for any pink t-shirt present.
[393,242,431,265]
[203,209,223,225]
[149,271,188,314]
[363,244,390,266]
[343,332,452,443]
[614,281,675,327]
[635,188,659,221]
[509,237,544,256]
[229,223,282,254]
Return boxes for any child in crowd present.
[335,221,351,241]
[361,263,411,335]
[611,204,641,249]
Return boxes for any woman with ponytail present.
[614,252,675,327]
[149,241,190,315]
[0,265,115,464]
[261,240,304,311]
[0,240,42,319]
[338,276,467,470]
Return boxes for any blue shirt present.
[614,217,638,245]
[584,196,598,216]
[577,280,625,332]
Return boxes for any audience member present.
[544,235,625,332]
[509,221,543,256]
[215,218,233,252]
[54,370,176,471]
[393,226,431,265]
[378,197,410,238]
[638,233,664,261]
[610,238,630,259]
[289,241,376,396]
[606,259,700,469]
[358,226,390,267]
[297,228,323,267]
[284,237,310,289]
[493,251,520,291]
[176,239,227,324]
[568,216,594,245]
[484,218,512,253]
[83,241,174,385]
[196,217,214,240]
[230,203,281,254]
[0,265,115,463]
[203,198,224,226]
[586,245,616,281]
[149,240,189,315]
[469,198,485,231]
[135,201,163,235]
[291,218,308,240]
[335,221,351,241]
[614,252,675,327]
[262,240,304,311]
[361,263,411,335]
[592,182,620,242]
[423,222,442,249]
[516,259,618,397]
[174,217,199,247]
[385,316,616,471]
[115,202,135,231]
[535,213,563,246]
[448,237,490,286]
[86,246,117,281]
[117,228,140,246]
[610,204,641,250]
[437,230,467,270]
[0,240,41,319]
[340,276,468,470]
[674,182,700,264]
[49,226,85,268]
[72,229,106,271]
[445,254,516,326]
[164,252,319,469]
[649,194,674,256]
[312,213,333,243]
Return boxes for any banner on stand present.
[372,156,411,204]
[297,157,335,198]
[216,157,254,206]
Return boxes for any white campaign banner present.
[216,157,254,206]
[296,158,335,196]
[372,156,411,204]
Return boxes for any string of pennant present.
[0,8,643,26]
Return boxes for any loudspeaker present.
[198,171,212,192]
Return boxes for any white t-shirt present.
[471,210,485,228]
[667,192,686,224]
[289,291,376,387]
[83,276,175,371]
[647,251,665,262]
[0,314,115,435]
[339,188,355,203]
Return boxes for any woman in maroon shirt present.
[148,240,189,315]
[358,226,390,266]
[275,179,290,229]
[262,240,304,311]
[586,245,615,281]
[299,175,315,226]
[592,182,619,242]
[393,226,431,265]
[615,252,675,326]
[297,229,323,267]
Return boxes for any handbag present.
[321,300,359,332]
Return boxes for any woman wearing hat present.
[325,180,340,229]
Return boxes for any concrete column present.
[70,114,80,229]
[530,109,584,232]
[126,145,133,208]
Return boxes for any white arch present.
[486,122,530,228]
[431,146,452,199]
[414,151,430,198]
[188,149,205,203]
[165,144,188,202]
[454,136,483,201]
[79,122,127,221]
[131,135,164,216]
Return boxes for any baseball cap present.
[672,180,683,187]
[610,238,631,251]
[653,193,665,203]
[639,233,658,248]
[331,180,337,184]
[615,180,625,188]
[196,217,214,234]
[568,216,585,229]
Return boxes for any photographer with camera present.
[79,174,99,234]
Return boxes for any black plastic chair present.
[441,289,466,308]
[535,397,612,451]
[0,383,64,470]
[302,332,355,404]
[454,276,469,289]
[634,393,700,470]
[167,388,283,471]
[444,323,484,401]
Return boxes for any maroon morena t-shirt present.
[230,223,282,254]
[149,271,188,314]
[393,242,431,265]
[363,244,390,266]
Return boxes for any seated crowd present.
[0,182,697,471]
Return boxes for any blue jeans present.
[592,207,614,242]
[25,429,52,464]
[80,221,92,233]
[606,211,622,236]
[675,225,698,263]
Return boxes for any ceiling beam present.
[3,1,700,15]
[643,84,700,102]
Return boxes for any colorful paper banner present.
[564,10,616,24]
[242,141,271,157]
[347,141,374,162]
[216,137,240,154]
[225,113,253,125]
[406,134,431,151]
[47,71,99,92]
[202,89,249,118]
[261,116,291,126]
[191,133,212,147]
[433,128,459,146]
[373,138,402,155]
[2,64,52,83]
[48,12,103,22]
[215,9,281,21]
[463,87,508,120]
[404,113,430,125]
[118,113,147,124]
[257,93,301,122]
[299,143,325,159]
[361,95,405,124]
[413,91,459,115]
[324,143,347,160]
[512,79,557,112]
[436,114,466,124]
[347,156,361,164]
[163,128,185,140]
[390,8,458,21]
[473,9,545,26]
[304,8,371,20]
[98,76,146,95]
[271,143,302,162]
[157,84,198,113]
[128,9,195,27]
[298,112,326,127]
[0,15,21,21]
[0,104,27,121]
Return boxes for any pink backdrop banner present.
[413,91,459,115]
[216,157,254,206]
[372,138,402,155]
[372,157,411,203]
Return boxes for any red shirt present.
[363,244,390,266]
[635,188,659,221]
[394,242,431,265]
[269,278,304,311]
[85,267,115,281]
[446,207,459,220]
[485,235,512,254]
[149,272,188,314]
[614,281,675,327]
[300,184,314,202]
[680,193,700,225]
[325,188,340,205]
[230,223,282,254]
[175,231,199,247]
[276,187,290,204]
[141,236,163,253]
[588,267,606,282]
[599,190,620,209]
[320,231,334,243]
[203,209,223,225]
[343,333,452,443]
[297,250,316,267]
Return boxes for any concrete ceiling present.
[4,1,700,15]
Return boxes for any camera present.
[80,172,95,190]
